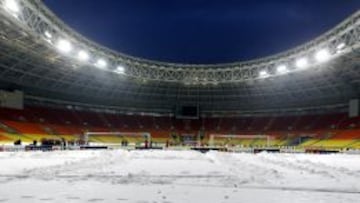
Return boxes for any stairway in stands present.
[0,121,19,134]
[0,121,34,142]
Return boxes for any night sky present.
[44,0,360,64]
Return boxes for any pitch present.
[0,150,359,202]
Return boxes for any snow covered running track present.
[0,150,359,203]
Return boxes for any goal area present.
[83,131,151,148]
[208,134,273,148]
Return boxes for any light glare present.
[315,49,330,62]
[44,31,52,39]
[277,65,287,74]
[96,59,107,68]
[77,50,89,61]
[116,66,125,74]
[296,58,308,68]
[4,0,19,13]
[56,39,72,53]
[336,43,345,50]
[259,70,268,78]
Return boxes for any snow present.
[0,150,359,202]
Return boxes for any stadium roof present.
[0,0,359,113]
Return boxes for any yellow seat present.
[299,139,320,147]
[312,139,358,148]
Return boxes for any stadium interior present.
[1,1,360,202]
[0,0,359,153]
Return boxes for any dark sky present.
[44,0,359,64]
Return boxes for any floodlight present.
[44,39,53,45]
[56,39,72,53]
[77,50,89,61]
[259,70,269,78]
[315,49,330,63]
[277,65,287,74]
[115,65,125,74]
[95,59,107,68]
[296,58,308,68]
[44,31,52,39]
[336,43,345,50]
[4,0,20,13]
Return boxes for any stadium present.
[0,0,360,202]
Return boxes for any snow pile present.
[0,150,359,202]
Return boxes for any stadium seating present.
[0,105,359,148]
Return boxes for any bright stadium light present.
[44,31,52,39]
[259,70,269,78]
[277,65,287,74]
[336,43,345,50]
[56,39,72,53]
[95,59,107,69]
[4,0,20,13]
[77,50,89,61]
[315,49,330,63]
[296,57,308,69]
[115,65,125,74]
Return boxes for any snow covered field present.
[0,150,359,203]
